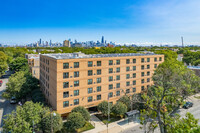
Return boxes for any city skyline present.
[1,0,200,46]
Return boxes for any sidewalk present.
[84,113,139,133]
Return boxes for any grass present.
[95,113,123,124]
[194,96,200,99]
[76,121,95,133]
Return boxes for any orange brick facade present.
[40,53,164,115]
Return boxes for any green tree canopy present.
[97,101,112,116]
[0,51,8,77]
[9,57,28,72]
[118,95,131,110]
[112,102,127,117]
[64,112,85,131]
[71,106,90,121]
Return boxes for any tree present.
[112,102,127,118]
[71,106,90,121]
[2,71,26,99]
[0,51,8,77]
[41,112,63,133]
[3,101,61,133]
[97,101,112,116]
[134,59,200,133]
[118,95,131,110]
[65,112,85,131]
[9,57,28,72]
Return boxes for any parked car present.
[183,102,193,109]
[0,80,2,87]
[10,97,17,104]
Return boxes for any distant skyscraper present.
[39,38,42,45]
[63,40,71,47]
[101,36,104,44]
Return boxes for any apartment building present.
[25,54,40,79]
[40,52,164,115]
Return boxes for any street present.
[0,72,16,132]
[122,94,200,133]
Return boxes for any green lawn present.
[95,113,123,124]
[76,121,95,133]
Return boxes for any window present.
[88,88,93,93]
[88,79,93,85]
[116,75,120,80]
[97,61,101,66]
[133,59,136,63]
[74,81,79,87]
[109,60,113,65]
[109,68,113,73]
[63,72,69,79]
[109,84,113,90]
[97,86,101,92]
[141,65,144,70]
[159,57,162,61]
[116,91,120,96]
[141,58,145,63]
[74,71,79,78]
[133,66,136,71]
[147,65,150,69]
[126,59,130,64]
[126,74,130,79]
[154,57,157,62]
[88,96,93,102]
[141,79,145,84]
[74,99,79,105]
[141,72,145,77]
[63,91,69,98]
[126,81,130,86]
[63,63,69,69]
[88,61,93,67]
[126,89,130,94]
[147,71,150,76]
[97,69,101,75]
[116,83,120,88]
[147,58,150,62]
[126,67,130,72]
[63,82,69,88]
[154,64,157,68]
[63,101,69,107]
[116,60,120,65]
[141,86,145,91]
[97,95,101,100]
[88,70,93,76]
[97,78,101,83]
[74,90,79,96]
[133,80,136,85]
[133,73,136,78]
[147,78,150,82]
[74,62,79,68]
[133,88,136,92]
[109,76,113,81]
[116,67,120,73]
[109,92,113,98]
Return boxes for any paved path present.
[84,113,139,133]
[0,73,16,132]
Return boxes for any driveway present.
[0,72,16,132]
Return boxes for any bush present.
[97,101,112,116]
[118,96,131,110]
[71,106,90,121]
[65,112,85,131]
[112,102,127,117]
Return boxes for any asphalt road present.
[122,94,200,133]
[0,73,16,132]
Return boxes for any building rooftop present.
[42,52,160,59]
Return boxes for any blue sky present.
[0,0,200,45]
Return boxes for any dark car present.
[0,80,2,87]
[183,102,193,109]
